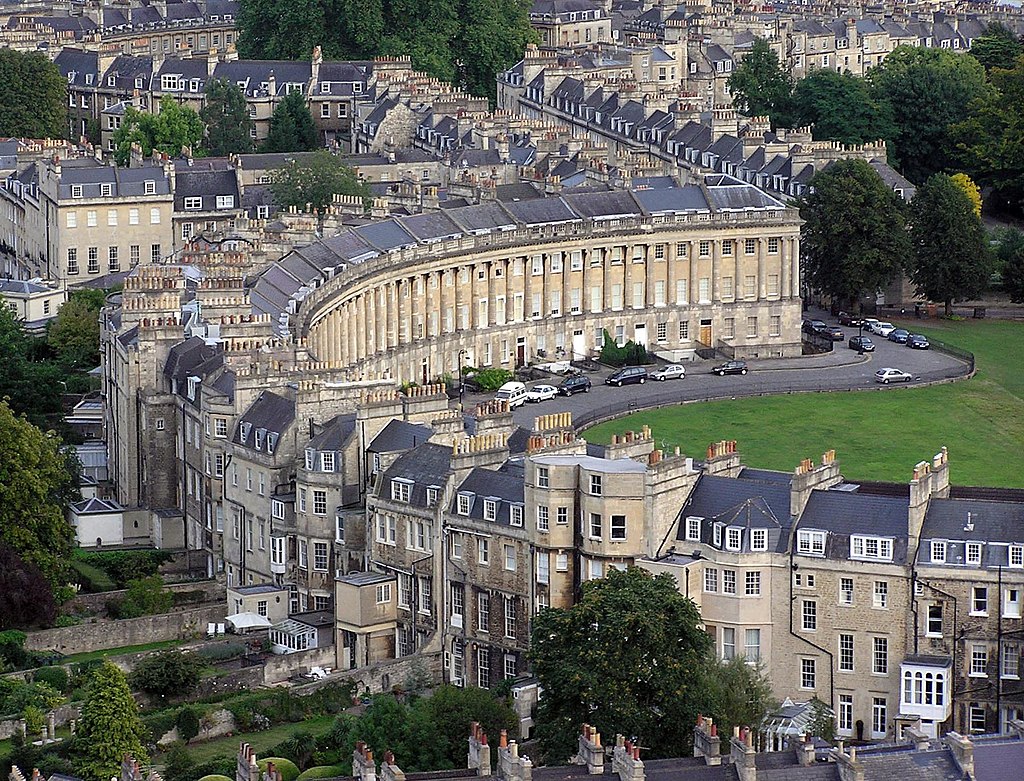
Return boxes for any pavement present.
[458,310,974,431]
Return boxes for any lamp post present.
[458,349,467,412]
[858,324,864,355]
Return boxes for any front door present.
[516,337,526,366]
[700,318,713,345]
[634,323,648,347]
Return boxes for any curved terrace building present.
[250,178,803,384]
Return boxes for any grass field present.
[61,638,184,664]
[586,318,1024,488]
[172,714,337,764]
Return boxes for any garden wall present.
[24,605,225,655]
[65,580,225,616]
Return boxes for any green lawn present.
[586,318,1024,488]
[61,638,184,665]
[175,714,337,764]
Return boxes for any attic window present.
[320,452,335,472]
[239,422,251,443]
[797,530,826,555]
[100,183,112,197]
[483,499,497,521]
[107,76,116,87]
[254,428,265,449]
[304,449,314,470]
[186,376,199,400]
[685,517,701,541]
[391,479,412,503]
[850,535,892,562]
[510,505,523,527]
[267,432,279,453]
[751,528,768,551]
[71,185,83,198]
[135,77,144,89]
[425,486,439,507]
[144,180,156,195]
[457,493,472,515]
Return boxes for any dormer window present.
[186,376,199,400]
[931,541,947,563]
[239,422,251,443]
[457,493,471,515]
[135,77,144,89]
[321,452,335,472]
[391,479,412,503]
[483,499,497,521]
[751,528,768,551]
[86,74,94,85]
[511,505,523,527]
[271,499,285,520]
[100,183,112,196]
[426,486,439,507]
[254,428,265,449]
[851,535,893,562]
[1011,545,1024,568]
[144,180,156,195]
[726,527,742,551]
[713,523,723,547]
[216,195,235,209]
[685,517,701,542]
[966,542,982,565]
[71,185,83,198]
[320,83,330,93]
[184,196,202,210]
[304,449,314,470]
[107,76,116,87]
[797,530,826,556]
[189,79,200,92]
[267,432,278,453]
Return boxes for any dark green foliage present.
[236,0,535,101]
[803,698,836,742]
[73,662,148,781]
[175,707,202,743]
[0,677,64,717]
[0,308,64,426]
[200,79,255,156]
[163,743,197,781]
[726,38,793,123]
[46,289,106,371]
[112,95,204,166]
[909,174,993,315]
[464,367,514,391]
[109,576,173,618]
[270,150,370,212]
[868,45,989,182]
[271,733,317,770]
[262,91,320,153]
[73,549,174,589]
[0,544,58,629]
[790,69,893,146]
[130,650,204,697]
[996,228,1024,302]
[953,56,1024,216]
[33,665,69,693]
[697,658,776,741]
[530,567,713,762]
[798,159,911,306]
[71,559,117,593]
[968,23,1024,72]
[195,642,247,662]
[0,49,66,138]
[600,330,650,367]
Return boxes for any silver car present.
[650,364,686,381]
[874,367,912,384]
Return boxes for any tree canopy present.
[0,49,66,139]
[200,78,255,156]
[236,0,535,100]
[996,227,1024,303]
[112,95,204,166]
[0,400,78,590]
[909,173,992,315]
[0,307,63,425]
[270,150,369,212]
[798,159,911,306]
[530,567,715,762]
[47,289,105,371]
[74,662,148,781]
[129,650,204,697]
[968,23,1024,72]
[726,38,793,123]
[263,91,320,153]
[868,45,988,183]
[790,69,893,146]
[0,544,58,629]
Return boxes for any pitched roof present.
[368,419,433,453]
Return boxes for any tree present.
[113,95,204,166]
[909,173,993,315]
[950,172,983,217]
[727,38,793,122]
[456,0,537,99]
[698,658,776,742]
[409,686,517,770]
[790,69,893,146]
[868,46,988,182]
[0,401,78,590]
[163,743,196,781]
[130,650,204,697]
[200,79,255,156]
[47,290,105,371]
[968,23,1024,72]
[996,227,1024,303]
[530,567,713,762]
[175,707,202,743]
[262,91,320,153]
[112,575,173,618]
[953,57,1024,216]
[0,308,63,425]
[798,159,911,307]
[74,662,148,781]
[0,49,66,138]
[0,544,58,629]
[270,150,370,212]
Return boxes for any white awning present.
[225,612,272,630]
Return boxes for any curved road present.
[469,320,974,431]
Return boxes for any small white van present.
[493,381,528,409]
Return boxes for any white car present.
[872,321,896,337]
[526,384,558,402]
[863,318,880,332]
[875,367,912,384]
[650,364,686,381]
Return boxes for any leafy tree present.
[600,330,650,367]
[868,45,988,182]
[456,0,537,99]
[200,79,255,156]
[790,69,893,146]
[909,173,993,316]
[698,658,776,741]
[0,544,58,629]
[0,401,78,589]
[530,567,713,762]
[163,743,196,781]
[798,159,911,307]
[47,289,105,371]
[112,576,173,618]
[73,662,148,781]
[0,49,66,138]
[410,686,517,771]
[996,227,1024,302]
[113,95,204,166]
[263,91,320,153]
[130,650,204,697]
[950,172,983,217]
[0,308,63,425]
[727,37,793,123]
[968,23,1024,72]
[175,706,202,743]
[953,56,1024,216]
[270,150,370,213]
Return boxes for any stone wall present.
[295,652,443,696]
[65,580,225,616]
[24,605,225,655]
[0,703,79,740]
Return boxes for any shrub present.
[110,576,173,618]
[163,744,196,781]
[54,614,82,627]
[196,643,246,663]
[70,560,116,593]
[34,666,69,693]
[130,650,204,696]
[23,704,46,735]
[599,330,650,367]
[175,706,201,743]
[296,767,345,781]
[196,775,233,781]
[464,367,514,391]
[258,758,300,781]
[73,550,174,589]
[0,629,29,668]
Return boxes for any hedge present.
[70,559,116,592]
[296,766,345,781]
[259,758,300,781]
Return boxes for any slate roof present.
[450,468,525,526]
[232,390,294,454]
[633,186,708,213]
[56,162,171,200]
[368,419,432,453]
[973,738,1024,781]
[799,488,908,538]
[918,497,1024,568]
[676,474,793,551]
[71,497,123,514]
[174,168,240,211]
[307,413,357,452]
[0,279,54,295]
[380,442,454,507]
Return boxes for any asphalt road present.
[461,315,972,431]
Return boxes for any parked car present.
[526,384,558,402]
[558,375,592,396]
[872,322,897,337]
[822,325,845,341]
[863,318,880,333]
[605,366,648,386]
[493,381,528,408]
[888,329,910,344]
[875,368,913,384]
[848,336,875,352]
[802,319,827,335]
[907,334,930,350]
[838,311,865,327]
[650,364,686,381]
[712,360,748,376]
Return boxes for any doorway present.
[699,318,712,345]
